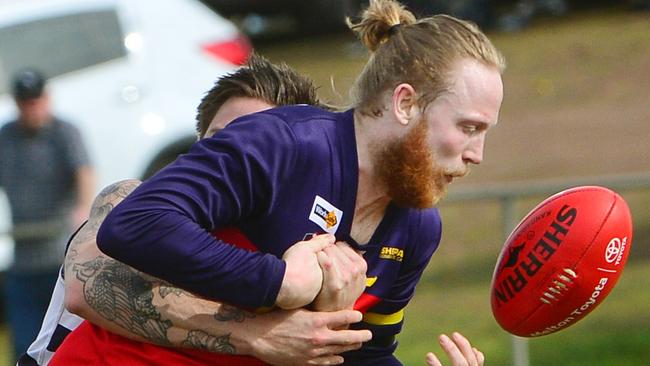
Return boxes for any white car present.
[0,0,252,270]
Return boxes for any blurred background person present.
[0,68,94,363]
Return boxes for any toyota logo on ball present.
[605,238,622,263]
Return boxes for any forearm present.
[64,247,368,362]
[64,223,370,363]
[65,247,254,354]
[64,179,257,354]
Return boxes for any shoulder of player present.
[398,207,442,254]
[257,105,341,132]
[93,179,142,206]
[262,104,333,119]
[211,106,339,158]
[262,106,347,153]
[396,206,441,230]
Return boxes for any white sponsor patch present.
[309,195,343,234]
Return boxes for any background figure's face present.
[378,58,504,208]
[16,94,51,131]
[203,96,274,138]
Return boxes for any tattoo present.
[68,178,244,353]
[66,180,141,268]
[214,304,255,323]
[65,248,79,271]
[64,231,89,276]
[71,225,96,252]
[182,330,236,354]
[91,179,140,222]
[159,286,187,299]
[73,256,173,345]
[96,179,142,203]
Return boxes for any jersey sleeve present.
[97,113,296,309]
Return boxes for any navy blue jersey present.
[97,106,441,363]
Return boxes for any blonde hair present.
[347,0,506,115]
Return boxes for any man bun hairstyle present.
[346,0,415,52]
[347,0,506,116]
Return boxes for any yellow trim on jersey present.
[255,306,274,314]
[366,276,378,287]
[363,309,404,325]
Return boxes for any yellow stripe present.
[255,306,274,314]
[366,276,378,287]
[363,309,404,325]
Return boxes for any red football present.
[490,186,633,337]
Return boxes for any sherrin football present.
[490,186,632,337]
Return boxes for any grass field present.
[394,259,650,365]
[1,7,649,366]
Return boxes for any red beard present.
[373,118,450,209]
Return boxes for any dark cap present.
[11,68,47,100]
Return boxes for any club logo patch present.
[309,195,343,234]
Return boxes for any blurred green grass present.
[390,187,650,365]
[394,260,650,366]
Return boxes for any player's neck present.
[353,162,390,245]
[354,110,395,197]
[350,203,386,245]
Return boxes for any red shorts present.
[49,321,267,366]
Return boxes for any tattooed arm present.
[64,179,371,365]
[64,179,251,352]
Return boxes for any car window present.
[0,9,126,94]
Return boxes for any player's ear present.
[392,83,419,126]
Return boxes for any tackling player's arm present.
[64,180,372,365]
[95,116,344,311]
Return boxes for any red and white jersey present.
[18,223,88,366]
[18,268,83,366]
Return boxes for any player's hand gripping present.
[312,241,367,311]
[276,234,335,309]
[247,307,372,366]
[425,332,485,366]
